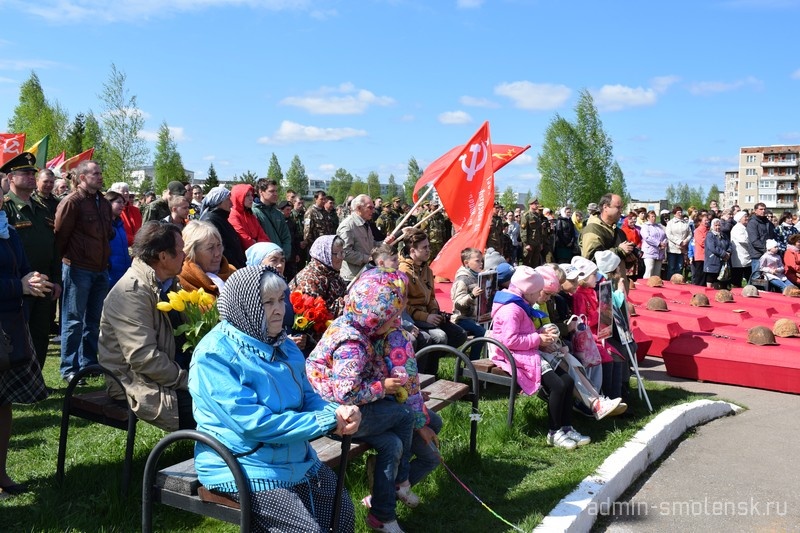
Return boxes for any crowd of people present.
[3,148,800,530]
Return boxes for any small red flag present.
[46,151,66,170]
[57,148,95,173]
[0,133,26,166]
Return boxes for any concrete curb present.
[534,399,742,533]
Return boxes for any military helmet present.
[714,289,734,303]
[747,326,778,346]
[646,296,669,312]
[773,318,800,338]
[647,276,664,288]
[741,285,760,298]
[669,273,686,284]
[690,293,711,307]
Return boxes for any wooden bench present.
[144,355,479,531]
[56,364,138,496]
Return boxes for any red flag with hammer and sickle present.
[0,133,26,167]
[427,122,496,279]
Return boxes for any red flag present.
[56,148,95,173]
[46,151,66,169]
[427,122,496,279]
[0,133,26,166]
[413,142,530,204]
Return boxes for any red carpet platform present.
[628,281,800,394]
[433,278,800,394]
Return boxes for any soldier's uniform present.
[303,204,336,249]
[486,209,506,252]
[376,206,397,236]
[32,190,60,218]
[541,216,555,263]
[520,207,544,268]
[421,206,448,260]
[326,209,339,230]
[3,189,61,366]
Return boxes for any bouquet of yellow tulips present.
[156,288,219,352]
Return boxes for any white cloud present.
[280,83,394,115]
[137,125,188,142]
[688,76,763,95]
[438,110,472,124]
[202,155,216,161]
[0,77,16,84]
[457,0,484,8]
[319,163,336,172]
[592,85,658,112]
[651,75,680,93]
[0,59,61,70]
[791,69,800,80]
[509,153,533,166]
[102,107,150,121]
[459,95,499,108]
[494,81,571,110]
[258,120,368,144]
[15,0,316,24]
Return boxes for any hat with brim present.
[0,151,36,174]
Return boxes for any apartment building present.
[735,145,799,212]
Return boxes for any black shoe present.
[63,373,86,386]
[573,401,594,418]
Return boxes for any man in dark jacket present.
[746,202,776,272]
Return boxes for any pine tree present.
[500,186,517,211]
[65,113,86,157]
[205,163,220,193]
[284,155,309,196]
[267,153,283,194]
[706,184,722,208]
[153,121,185,194]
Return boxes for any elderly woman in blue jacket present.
[189,265,361,532]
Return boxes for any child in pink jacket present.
[487,266,589,450]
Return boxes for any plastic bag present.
[569,314,601,367]
[717,261,731,282]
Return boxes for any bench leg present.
[122,414,137,497]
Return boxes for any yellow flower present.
[199,292,215,307]
[156,301,173,312]
[167,292,186,312]
[190,289,202,305]
[294,315,309,330]
[177,289,191,302]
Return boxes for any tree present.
[98,63,149,187]
[706,184,721,208]
[366,171,381,199]
[205,163,220,193]
[386,173,398,200]
[267,153,283,194]
[608,161,629,207]
[152,121,185,194]
[65,113,86,157]
[536,115,584,209]
[8,71,69,158]
[573,89,614,206]
[405,157,423,204]
[500,186,517,212]
[284,155,308,196]
[349,175,366,197]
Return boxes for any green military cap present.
[391,196,401,202]
[0,151,36,174]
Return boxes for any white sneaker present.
[395,481,420,508]
[562,427,591,446]
[546,429,577,450]
[610,401,628,417]
[592,396,622,421]
[366,514,406,533]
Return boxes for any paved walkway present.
[599,358,800,532]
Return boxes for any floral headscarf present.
[217,264,287,346]
[343,267,408,337]
[310,235,336,268]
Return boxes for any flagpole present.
[388,185,435,240]
[412,205,443,230]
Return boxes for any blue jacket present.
[189,320,338,492]
[703,232,731,274]
[108,218,131,288]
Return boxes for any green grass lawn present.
[1,345,705,532]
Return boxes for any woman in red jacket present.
[228,184,269,253]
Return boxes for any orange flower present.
[290,291,305,313]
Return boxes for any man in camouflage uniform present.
[486,202,506,252]
[376,202,397,237]
[324,195,339,229]
[33,168,60,217]
[2,153,62,366]
[421,201,449,260]
[520,197,545,268]
[303,190,336,249]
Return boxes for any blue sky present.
[2,0,800,202]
